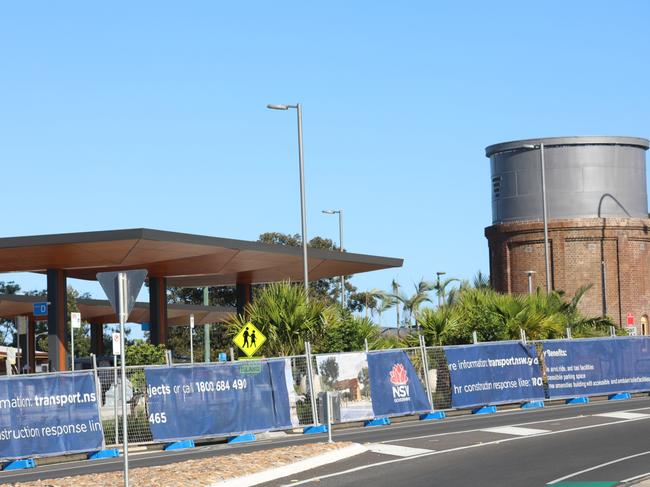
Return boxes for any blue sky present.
[0,1,649,302]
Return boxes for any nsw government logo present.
[389,363,411,403]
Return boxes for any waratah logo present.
[389,363,409,385]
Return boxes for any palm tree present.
[224,281,326,356]
[401,280,433,328]
[433,276,460,307]
[416,307,457,346]
[376,292,395,326]
[390,278,402,328]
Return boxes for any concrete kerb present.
[208,443,368,487]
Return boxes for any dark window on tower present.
[492,176,502,198]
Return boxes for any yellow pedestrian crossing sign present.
[233,322,266,357]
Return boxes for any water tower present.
[484,136,650,329]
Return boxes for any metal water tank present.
[485,136,650,225]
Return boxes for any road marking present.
[286,415,650,486]
[595,412,650,420]
[481,426,549,436]
[547,450,650,484]
[621,471,650,482]
[365,443,433,457]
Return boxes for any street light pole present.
[268,103,310,299]
[525,270,536,294]
[523,143,551,293]
[436,271,446,307]
[539,143,551,293]
[323,209,344,307]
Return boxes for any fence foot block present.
[521,401,545,409]
[164,440,195,451]
[227,433,256,444]
[3,459,35,471]
[364,418,391,427]
[565,397,589,405]
[420,411,446,421]
[303,425,328,434]
[472,406,497,415]
[87,449,120,460]
[608,392,631,401]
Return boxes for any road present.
[3,397,650,486]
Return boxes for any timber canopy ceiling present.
[0,294,233,325]
[0,228,403,287]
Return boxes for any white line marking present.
[286,415,650,486]
[481,426,549,436]
[547,450,650,484]
[621,471,650,483]
[365,443,433,457]
[596,412,650,420]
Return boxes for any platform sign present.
[112,332,121,356]
[233,322,266,357]
[33,302,48,317]
[71,312,81,329]
[627,313,635,326]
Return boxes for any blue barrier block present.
[472,406,497,415]
[303,425,328,434]
[565,397,589,405]
[164,440,195,451]
[364,418,391,427]
[420,411,446,421]
[608,392,632,401]
[227,433,256,444]
[3,459,35,471]
[521,401,545,409]
[87,448,120,460]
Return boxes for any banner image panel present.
[145,360,292,442]
[444,342,544,409]
[0,371,104,460]
[367,350,430,418]
[315,352,373,422]
[542,337,650,398]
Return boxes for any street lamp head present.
[322,209,340,214]
[267,104,289,110]
[436,271,446,277]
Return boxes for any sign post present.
[189,314,195,364]
[70,312,81,372]
[112,331,119,446]
[98,269,147,487]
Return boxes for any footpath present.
[2,441,363,487]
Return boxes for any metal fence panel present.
[96,365,153,446]
[425,347,453,410]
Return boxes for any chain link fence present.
[96,365,153,446]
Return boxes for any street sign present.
[112,332,121,356]
[627,313,635,326]
[97,270,148,320]
[97,269,148,487]
[71,312,81,329]
[33,302,48,317]
[16,316,28,335]
[233,322,266,358]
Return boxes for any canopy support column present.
[47,269,68,372]
[149,277,168,345]
[236,283,252,317]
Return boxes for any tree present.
[224,282,326,356]
[315,307,382,353]
[125,340,167,366]
[0,282,21,346]
[400,280,433,328]
[319,357,339,388]
[258,232,358,305]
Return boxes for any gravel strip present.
[4,442,352,487]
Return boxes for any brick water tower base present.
[485,217,650,330]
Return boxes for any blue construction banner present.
[145,360,292,442]
[542,337,650,398]
[0,371,103,460]
[367,350,430,417]
[444,342,544,409]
